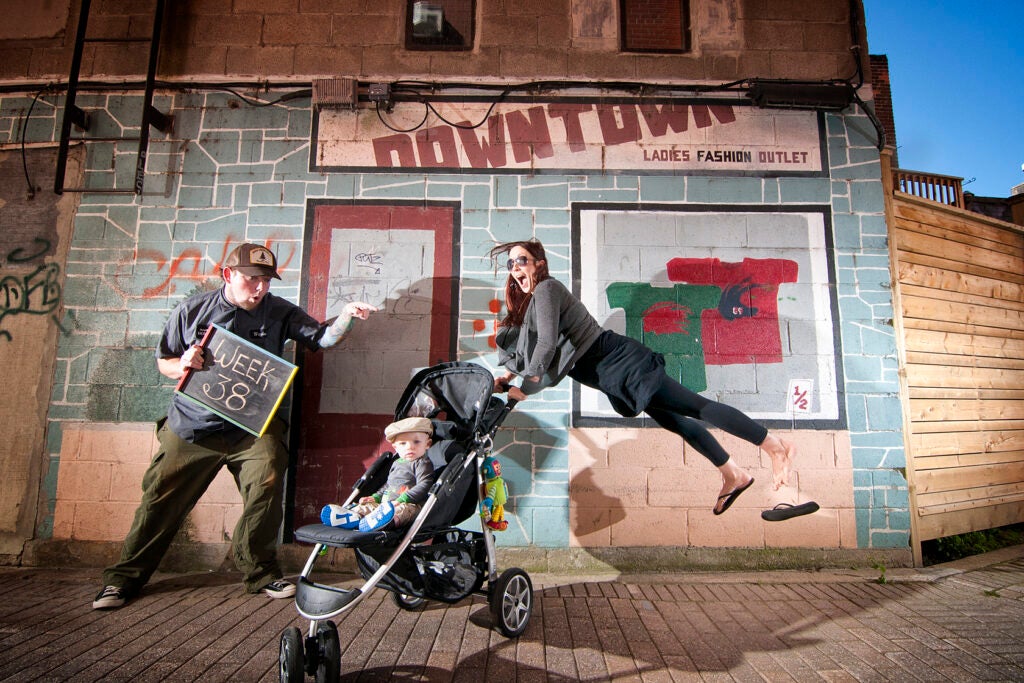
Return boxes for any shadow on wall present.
[569,429,628,539]
[291,275,508,530]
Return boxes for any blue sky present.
[862,1,1024,197]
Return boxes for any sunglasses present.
[506,256,535,271]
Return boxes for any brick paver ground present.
[1,547,1023,682]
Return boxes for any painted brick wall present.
[0,81,908,556]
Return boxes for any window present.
[406,0,475,51]
[620,0,690,53]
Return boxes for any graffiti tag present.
[354,252,383,275]
[0,263,62,341]
[111,238,296,299]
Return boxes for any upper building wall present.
[0,0,868,84]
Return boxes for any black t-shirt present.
[158,287,328,443]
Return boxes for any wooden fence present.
[883,152,1024,564]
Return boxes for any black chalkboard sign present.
[175,324,298,437]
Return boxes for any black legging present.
[644,375,768,467]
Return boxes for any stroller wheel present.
[391,592,426,611]
[279,626,304,683]
[315,620,341,683]
[489,568,533,638]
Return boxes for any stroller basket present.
[355,528,486,603]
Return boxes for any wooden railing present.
[892,167,964,208]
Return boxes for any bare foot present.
[766,437,795,490]
[714,462,754,514]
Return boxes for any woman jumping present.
[490,238,799,515]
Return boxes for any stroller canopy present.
[393,362,496,439]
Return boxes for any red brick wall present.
[869,54,898,166]
[621,0,687,52]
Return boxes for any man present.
[93,243,376,609]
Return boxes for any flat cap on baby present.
[384,416,433,442]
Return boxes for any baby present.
[321,416,436,532]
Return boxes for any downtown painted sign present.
[313,99,824,174]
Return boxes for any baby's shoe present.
[359,500,395,532]
[321,504,360,529]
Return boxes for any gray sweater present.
[377,456,436,504]
[496,278,604,395]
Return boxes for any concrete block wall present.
[568,427,858,549]
[54,423,242,545]
[0,81,907,560]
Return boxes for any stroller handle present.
[482,396,517,437]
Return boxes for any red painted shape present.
[641,302,692,336]
[666,257,798,365]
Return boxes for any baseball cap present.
[384,416,433,442]
[225,243,281,279]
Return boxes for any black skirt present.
[567,330,665,418]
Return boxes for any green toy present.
[480,456,508,531]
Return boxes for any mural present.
[575,207,842,426]
[603,256,800,389]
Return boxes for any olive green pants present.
[102,418,289,595]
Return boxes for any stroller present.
[279,362,532,682]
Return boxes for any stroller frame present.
[279,362,533,682]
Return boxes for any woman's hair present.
[488,239,549,327]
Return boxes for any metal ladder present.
[54,0,173,195]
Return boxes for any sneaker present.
[358,500,395,532]
[92,585,127,610]
[321,503,360,529]
[264,579,296,599]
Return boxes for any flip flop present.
[713,478,754,515]
[761,501,819,522]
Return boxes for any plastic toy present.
[479,456,508,531]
